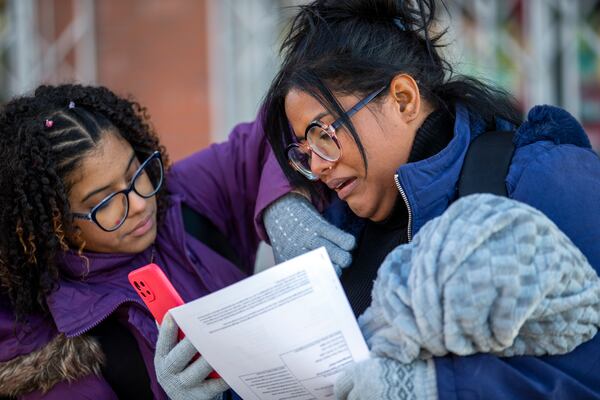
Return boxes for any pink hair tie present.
[44,119,54,128]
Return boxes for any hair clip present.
[393,17,406,31]
[68,101,75,109]
[44,119,54,128]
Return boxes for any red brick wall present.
[95,0,211,161]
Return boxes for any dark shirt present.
[89,310,154,400]
[341,108,455,317]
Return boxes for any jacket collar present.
[396,104,481,237]
[47,196,199,337]
[47,246,154,337]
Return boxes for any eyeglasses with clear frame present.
[286,85,387,180]
[71,150,164,232]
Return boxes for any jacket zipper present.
[68,298,147,338]
[394,173,413,242]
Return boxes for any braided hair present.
[0,84,170,321]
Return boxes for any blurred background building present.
[1,0,599,159]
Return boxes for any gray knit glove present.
[264,193,356,275]
[155,313,229,400]
[334,357,437,400]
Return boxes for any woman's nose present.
[127,190,147,215]
[310,153,334,178]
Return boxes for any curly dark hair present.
[0,84,170,321]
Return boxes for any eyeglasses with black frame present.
[71,150,164,232]
[286,85,387,180]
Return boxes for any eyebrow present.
[81,152,137,203]
[298,111,330,140]
[313,111,329,122]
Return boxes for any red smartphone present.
[128,263,219,378]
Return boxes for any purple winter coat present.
[0,117,290,399]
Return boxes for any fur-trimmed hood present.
[0,334,104,397]
[514,104,591,149]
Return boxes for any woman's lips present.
[128,214,154,237]
[335,177,358,200]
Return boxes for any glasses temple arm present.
[331,85,388,130]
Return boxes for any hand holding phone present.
[128,263,219,378]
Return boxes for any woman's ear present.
[389,74,421,122]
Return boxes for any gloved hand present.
[334,356,437,400]
[264,193,356,275]
[155,313,229,400]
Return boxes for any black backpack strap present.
[181,203,244,271]
[457,130,515,198]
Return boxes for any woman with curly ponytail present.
[259,0,600,399]
[0,85,169,322]
[0,83,354,399]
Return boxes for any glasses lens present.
[287,145,318,181]
[133,155,163,198]
[95,192,128,231]
[306,126,340,162]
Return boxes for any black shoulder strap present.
[457,130,515,198]
[181,203,244,271]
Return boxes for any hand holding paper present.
[171,248,369,400]
[154,314,229,400]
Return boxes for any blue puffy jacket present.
[329,103,600,399]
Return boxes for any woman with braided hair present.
[0,84,356,399]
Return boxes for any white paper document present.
[170,247,370,400]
